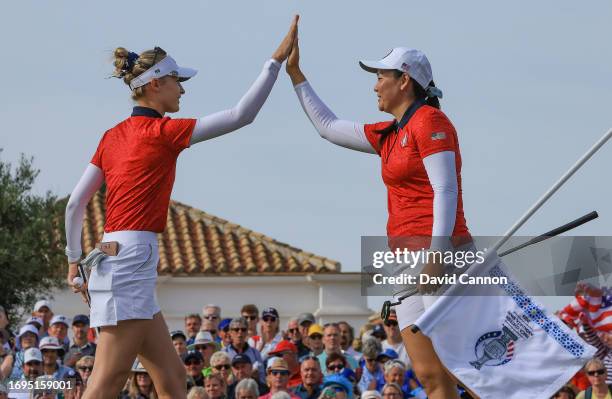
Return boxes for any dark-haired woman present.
[286,40,471,399]
[64,17,298,399]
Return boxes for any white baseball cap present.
[50,315,69,327]
[24,347,43,363]
[359,47,443,98]
[129,55,197,90]
[39,336,63,351]
[33,300,51,312]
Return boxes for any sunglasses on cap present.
[270,370,289,376]
[263,316,277,322]
[327,364,344,371]
[309,334,322,340]
[214,364,231,370]
[587,368,606,376]
[231,327,247,333]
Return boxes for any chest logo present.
[400,133,408,148]
[431,132,447,141]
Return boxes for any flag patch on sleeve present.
[431,132,447,140]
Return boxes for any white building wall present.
[46,273,373,334]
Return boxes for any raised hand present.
[272,15,299,63]
[286,36,306,86]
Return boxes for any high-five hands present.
[272,15,299,63]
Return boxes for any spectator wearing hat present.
[25,315,44,338]
[227,355,269,399]
[321,374,353,399]
[189,331,219,370]
[39,336,73,379]
[306,324,324,356]
[361,390,382,399]
[381,311,410,369]
[205,373,227,399]
[171,330,188,357]
[269,340,301,388]
[223,317,265,382]
[358,338,384,393]
[242,304,260,339]
[296,313,315,352]
[377,349,398,365]
[64,314,96,368]
[202,305,222,342]
[48,315,70,353]
[61,367,84,399]
[120,359,158,399]
[286,318,310,359]
[184,350,206,388]
[371,325,386,342]
[293,355,322,399]
[75,355,95,387]
[219,318,232,348]
[9,324,40,379]
[256,308,283,362]
[259,358,300,399]
[10,348,43,391]
[317,324,357,376]
[32,300,53,338]
[185,314,203,346]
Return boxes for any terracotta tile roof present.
[77,189,341,275]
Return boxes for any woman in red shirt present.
[286,39,471,399]
[64,17,298,399]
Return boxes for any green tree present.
[0,150,65,323]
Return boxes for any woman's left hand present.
[272,15,299,63]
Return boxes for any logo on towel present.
[431,132,446,140]
[470,311,534,370]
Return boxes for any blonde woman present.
[65,17,298,399]
[75,355,94,387]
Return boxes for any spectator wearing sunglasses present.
[287,318,311,359]
[338,322,361,364]
[318,324,358,376]
[257,308,284,362]
[269,340,302,388]
[321,374,353,399]
[242,305,261,339]
[219,318,233,349]
[189,331,219,372]
[224,317,265,382]
[203,305,222,343]
[577,358,612,399]
[211,350,236,386]
[358,338,384,393]
[381,311,410,368]
[294,355,323,399]
[325,353,348,376]
[307,325,325,356]
[228,354,270,399]
[75,355,95,387]
[184,350,206,388]
[260,358,300,399]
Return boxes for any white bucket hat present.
[359,47,443,98]
[129,54,197,90]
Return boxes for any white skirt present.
[88,231,161,328]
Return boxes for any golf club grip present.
[499,211,598,257]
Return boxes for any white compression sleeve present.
[422,151,458,250]
[190,59,281,144]
[294,81,375,154]
[65,163,104,262]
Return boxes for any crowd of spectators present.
[0,299,606,399]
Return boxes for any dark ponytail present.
[392,70,441,109]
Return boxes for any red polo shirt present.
[90,108,196,233]
[364,104,470,247]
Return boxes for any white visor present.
[129,56,197,90]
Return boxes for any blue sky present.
[2,1,611,311]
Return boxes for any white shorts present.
[88,231,160,328]
[394,242,477,331]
